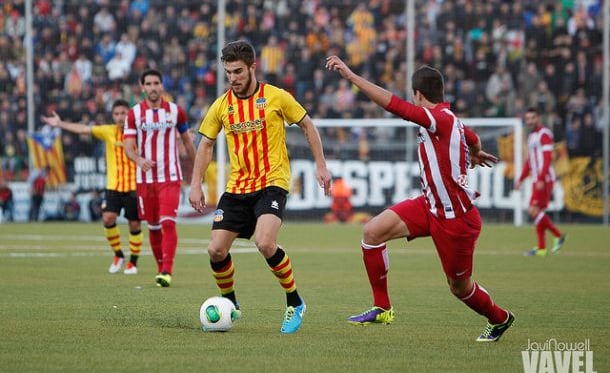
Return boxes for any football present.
[199,296,237,332]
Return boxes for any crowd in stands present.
[0,0,605,183]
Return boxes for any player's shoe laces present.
[347,306,395,325]
[108,256,124,274]
[123,262,138,275]
[155,272,171,287]
[523,247,546,257]
[280,298,306,334]
[552,234,566,254]
[476,311,515,342]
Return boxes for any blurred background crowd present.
[0,0,605,182]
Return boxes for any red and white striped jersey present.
[386,96,478,219]
[124,99,189,184]
[522,126,555,183]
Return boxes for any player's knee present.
[254,238,276,257]
[207,245,227,261]
[102,215,116,226]
[362,221,384,246]
[160,221,175,235]
[528,206,540,218]
[448,278,471,298]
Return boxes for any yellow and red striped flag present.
[27,131,67,187]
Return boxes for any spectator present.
[88,189,103,222]
[93,7,115,34]
[106,51,130,81]
[62,192,81,221]
[28,166,48,222]
[0,181,14,222]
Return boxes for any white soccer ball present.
[199,296,236,332]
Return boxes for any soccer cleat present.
[123,262,138,275]
[347,306,395,325]
[108,257,124,274]
[280,298,306,334]
[228,300,241,321]
[523,247,546,257]
[155,272,171,287]
[476,311,515,342]
[552,234,566,255]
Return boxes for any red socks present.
[361,241,391,310]
[149,225,163,272]
[160,220,177,275]
[535,212,562,249]
[460,282,507,325]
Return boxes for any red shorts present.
[389,195,482,280]
[136,181,181,223]
[530,180,553,209]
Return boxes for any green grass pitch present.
[0,222,608,372]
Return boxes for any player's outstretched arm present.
[41,111,92,135]
[326,55,392,109]
[465,130,498,169]
[189,135,215,212]
[297,115,331,196]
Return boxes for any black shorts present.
[212,186,288,239]
[102,189,140,221]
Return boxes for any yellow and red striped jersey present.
[199,83,306,194]
[91,124,136,192]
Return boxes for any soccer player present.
[41,100,143,275]
[189,41,331,334]
[326,55,514,342]
[124,69,196,287]
[515,107,566,256]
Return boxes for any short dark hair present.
[221,40,256,66]
[525,107,539,115]
[140,69,163,85]
[412,65,444,103]
[111,99,129,110]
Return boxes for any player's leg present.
[540,181,566,254]
[102,190,124,273]
[348,196,427,325]
[123,191,142,274]
[253,187,305,333]
[524,181,564,256]
[137,183,163,273]
[208,192,248,309]
[432,207,513,342]
[156,181,181,283]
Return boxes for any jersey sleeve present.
[176,106,189,134]
[198,97,224,140]
[279,88,307,125]
[90,125,113,141]
[463,126,479,147]
[385,95,452,136]
[124,110,137,139]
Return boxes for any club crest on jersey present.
[255,98,266,110]
[214,209,224,222]
[227,105,234,115]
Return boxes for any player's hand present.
[470,150,498,169]
[41,111,61,127]
[188,185,207,213]
[137,157,156,172]
[316,166,332,196]
[535,180,544,191]
[325,56,354,80]
[514,180,522,190]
